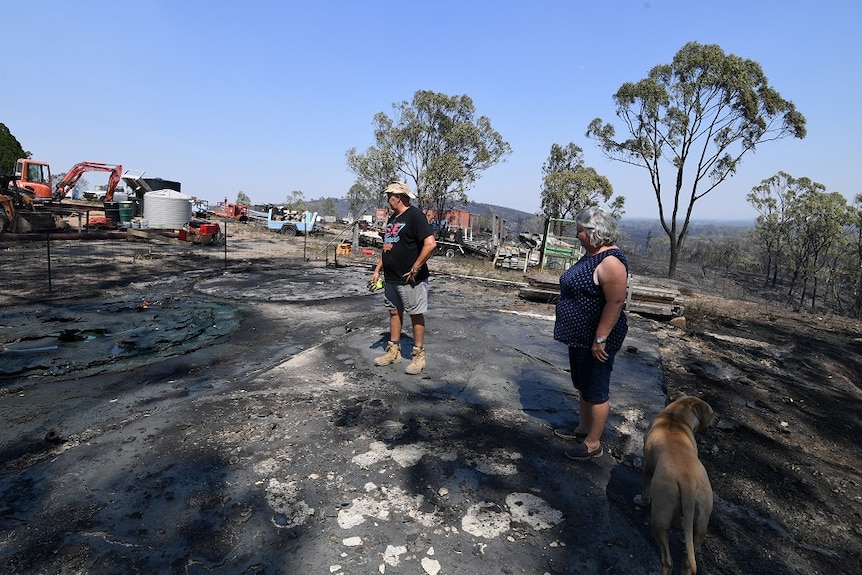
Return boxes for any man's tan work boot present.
[405,346,426,374]
[374,341,402,366]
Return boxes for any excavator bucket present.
[0,197,60,234]
[10,211,59,233]
[8,213,31,234]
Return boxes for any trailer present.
[267,209,319,236]
[435,239,465,258]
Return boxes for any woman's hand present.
[592,341,609,362]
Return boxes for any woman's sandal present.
[564,441,603,460]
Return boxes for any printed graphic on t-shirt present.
[383,222,406,251]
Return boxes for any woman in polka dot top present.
[553,207,628,460]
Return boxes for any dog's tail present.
[680,480,699,574]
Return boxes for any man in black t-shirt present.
[370,182,437,374]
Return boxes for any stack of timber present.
[493,245,539,270]
[519,273,685,318]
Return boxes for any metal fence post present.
[46,232,53,292]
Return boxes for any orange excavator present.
[0,170,56,233]
[3,160,126,233]
[53,161,124,202]
[10,158,52,199]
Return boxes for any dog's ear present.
[669,391,688,403]
[693,400,716,430]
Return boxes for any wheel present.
[280,224,297,236]
[445,248,456,259]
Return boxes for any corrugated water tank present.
[143,190,193,229]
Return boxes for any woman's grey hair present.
[576,206,619,247]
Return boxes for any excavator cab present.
[12,159,52,199]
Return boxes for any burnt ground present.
[655,288,862,575]
[1,224,861,575]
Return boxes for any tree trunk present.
[811,277,817,310]
[667,242,679,279]
[797,276,809,311]
[763,250,773,288]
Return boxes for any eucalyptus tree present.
[686,235,751,280]
[0,123,28,175]
[285,190,305,211]
[346,90,511,218]
[747,171,798,287]
[821,195,860,315]
[346,182,378,221]
[782,185,850,309]
[540,142,622,220]
[321,197,338,218]
[345,147,397,214]
[587,41,806,278]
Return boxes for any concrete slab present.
[0,263,669,574]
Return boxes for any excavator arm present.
[54,162,124,202]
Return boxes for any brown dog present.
[635,394,716,575]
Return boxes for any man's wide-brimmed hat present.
[384,182,416,200]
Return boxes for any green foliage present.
[519,214,547,236]
[237,191,251,206]
[586,41,807,279]
[346,182,376,220]
[686,235,755,278]
[346,90,512,218]
[284,190,306,211]
[747,172,858,313]
[345,148,397,212]
[782,185,849,307]
[540,142,622,219]
[320,197,338,218]
[747,171,799,286]
[0,123,28,176]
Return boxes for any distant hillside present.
[300,197,753,241]
[619,218,752,253]
[300,198,541,231]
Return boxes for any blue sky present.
[6,0,859,220]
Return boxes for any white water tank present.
[143,190,193,229]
